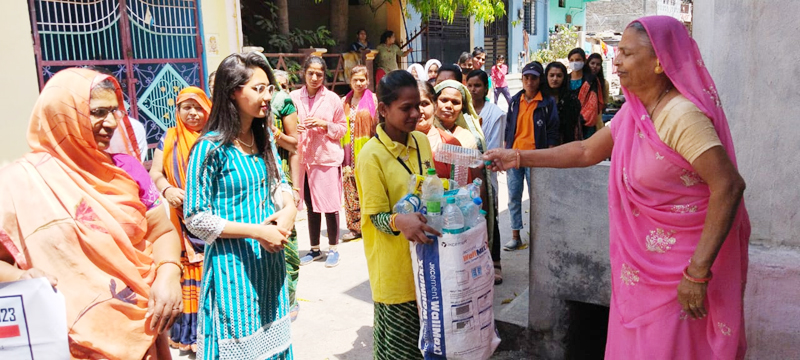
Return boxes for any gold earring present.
[655,60,664,74]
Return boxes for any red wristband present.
[683,266,712,284]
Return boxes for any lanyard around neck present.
[374,133,423,176]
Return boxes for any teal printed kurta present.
[185,135,293,360]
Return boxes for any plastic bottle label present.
[427,201,441,214]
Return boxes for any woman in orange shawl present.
[0,68,182,359]
[148,87,211,352]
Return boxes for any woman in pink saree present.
[484,16,750,359]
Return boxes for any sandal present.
[342,231,361,241]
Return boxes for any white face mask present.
[570,61,585,71]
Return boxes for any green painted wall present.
[547,0,590,32]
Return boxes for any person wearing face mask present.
[568,47,605,139]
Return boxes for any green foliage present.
[246,2,336,53]
[366,0,505,24]
[532,25,580,64]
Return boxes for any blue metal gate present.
[29,0,205,160]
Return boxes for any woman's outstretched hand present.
[483,149,519,172]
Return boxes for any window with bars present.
[524,0,536,35]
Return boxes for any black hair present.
[356,28,367,36]
[587,53,606,87]
[567,47,599,88]
[457,52,472,66]
[471,47,485,58]
[542,62,569,98]
[201,52,280,192]
[380,30,394,45]
[466,70,489,99]
[301,56,328,86]
[418,80,436,103]
[497,54,505,61]
[567,47,587,62]
[377,70,418,123]
[437,64,463,83]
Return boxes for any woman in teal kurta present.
[185,52,297,360]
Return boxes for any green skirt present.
[373,301,423,360]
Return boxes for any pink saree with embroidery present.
[605,16,750,359]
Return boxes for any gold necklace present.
[648,88,671,119]
[236,132,255,148]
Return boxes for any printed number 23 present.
[0,308,16,322]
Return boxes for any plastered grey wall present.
[527,165,612,359]
[693,0,800,249]
[585,0,658,33]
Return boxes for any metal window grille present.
[524,1,536,36]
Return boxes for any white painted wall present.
[0,2,40,165]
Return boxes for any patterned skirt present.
[373,301,423,360]
[343,167,361,233]
[170,257,202,348]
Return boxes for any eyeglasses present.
[240,84,275,95]
[89,107,125,119]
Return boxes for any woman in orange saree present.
[149,86,212,353]
[0,68,182,359]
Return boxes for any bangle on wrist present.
[389,214,399,232]
[156,260,184,275]
[161,185,173,198]
[683,266,712,284]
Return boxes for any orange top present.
[162,87,211,263]
[512,92,542,150]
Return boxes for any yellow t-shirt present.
[512,92,542,150]
[355,124,434,304]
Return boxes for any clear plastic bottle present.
[442,197,466,234]
[461,197,483,229]
[393,194,421,214]
[466,178,483,200]
[435,143,485,168]
[421,168,444,233]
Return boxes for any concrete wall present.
[0,1,40,165]
[201,0,243,78]
[527,165,612,359]
[692,2,800,356]
[585,0,657,33]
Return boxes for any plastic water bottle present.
[421,168,444,233]
[442,197,466,234]
[393,194,421,214]
[435,143,485,168]
[461,197,483,229]
[466,178,483,200]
